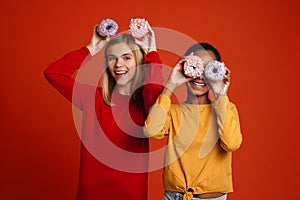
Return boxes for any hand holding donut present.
[164,57,193,94]
[87,24,111,56]
[130,19,157,54]
[203,61,231,101]
[183,54,204,78]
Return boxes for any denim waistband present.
[162,190,227,200]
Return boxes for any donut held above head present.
[97,18,119,37]
[129,18,149,38]
[204,60,226,81]
[183,55,204,78]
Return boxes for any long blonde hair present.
[102,33,145,107]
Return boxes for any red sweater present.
[44,47,163,200]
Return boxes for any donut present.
[183,55,204,78]
[204,60,226,81]
[97,18,119,37]
[129,18,149,38]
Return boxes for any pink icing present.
[183,56,204,78]
[129,18,149,38]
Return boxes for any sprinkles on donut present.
[204,60,226,81]
[183,55,204,78]
[129,18,149,38]
[97,18,119,37]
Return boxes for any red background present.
[1,0,299,199]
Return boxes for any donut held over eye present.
[204,60,226,81]
[183,56,204,78]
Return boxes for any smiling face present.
[186,50,216,101]
[106,42,137,88]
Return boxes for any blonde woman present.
[44,23,163,199]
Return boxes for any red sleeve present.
[142,51,164,114]
[44,47,91,107]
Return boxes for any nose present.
[114,57,123,67]
[199,74,205,80]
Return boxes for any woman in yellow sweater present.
[144,43,242,200]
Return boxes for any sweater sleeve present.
[144,94,171,139]
[44,47,92,109]
[212,96,243,151]
[142,51,164,114]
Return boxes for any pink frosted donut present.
[204,60,226,81]
[183,55,204,78]
[97,18,118,37]
[129,18,149,38]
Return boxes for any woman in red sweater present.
[44,22,163,200]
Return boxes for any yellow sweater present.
[144,94,242,200]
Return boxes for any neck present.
[186,93,210,105]
[115,84,131,96]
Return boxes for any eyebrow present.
[107,52,134,57]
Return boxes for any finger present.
[223,74,230,84]
[186,77,194,82]
[146,21,155,36]
[225,67,231,75]
[126,29,131,35]
[177,56,187,64]
[183,52,194,60]
[134,38,143,45]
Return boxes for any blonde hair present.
[102,33,145,106]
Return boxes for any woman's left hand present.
[205,67,231,101]
[134,21,157,54]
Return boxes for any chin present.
[190,88,208,95]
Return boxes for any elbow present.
[143,123,166,139]
[143,116,160,138]
[143,124,157,138]
[44,63,58,84]
[220,134,243,152]
[44,65,53,81]
[44,68,50,80]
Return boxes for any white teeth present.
[193,82,205,86]
[115,71,127,75]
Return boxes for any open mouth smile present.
[192,81,206,87]
[115,70,128,75]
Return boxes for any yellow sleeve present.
[144,94,172,139]
[212,96,243,151]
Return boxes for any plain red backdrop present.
[1,0,299,199]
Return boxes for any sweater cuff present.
[144,51,161,64]
[212,95,229,107]
[82,46,91,55]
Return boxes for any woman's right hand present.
[87,25,110,56]
[164,57,193,95]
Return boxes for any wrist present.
[164,81,177,92]
[214,92,227,100]
[86,44,95,56]
[148,47,157,52]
